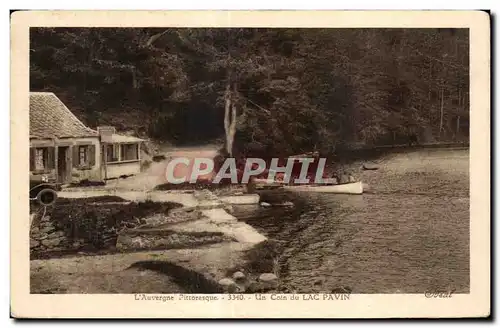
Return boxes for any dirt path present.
[31,242,252,293]
[103,146,221,191]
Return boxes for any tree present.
[30,27,470,153]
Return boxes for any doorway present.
[57,146,70,183]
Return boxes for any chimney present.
[97,126,116,143]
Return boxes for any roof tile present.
[30,92,98,139]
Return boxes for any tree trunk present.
[439,87,444,139]
[131,68,138,89]
[458,87,462,108]
[227,83,238,157]
[456,87,462,140]
[145,30,169,46]
[228,103,237,156]
[223,81,237,157]
[427,61,432,101]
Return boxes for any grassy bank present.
[30,197,184,259]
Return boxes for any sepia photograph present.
[10,10,490,318]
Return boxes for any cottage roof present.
[30,92,98,139]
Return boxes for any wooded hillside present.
[30,28,469,157]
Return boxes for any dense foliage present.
[30,28,469,156]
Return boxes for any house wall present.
[30,137,101,183]
[68,137,101,182]
[30,138,144,182]
[106,161,141,179]
[30,138,57,182]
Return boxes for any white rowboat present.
[283,181,363,195]
[220,194,261,205]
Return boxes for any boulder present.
[116,235,133,250]
[235,284,246,293]
[339,174,349,184]
[246,281,268,293]
[362,163,379,171]
[258,273,278,289]
[31,227,40,234]
[40,226,55,234]
[41,238,61,247]
[48,231,65,238]
[51,238,62,247]
[232,271,246,281]
[39,233,49,240]
[130,236,145,249]
[218,278,237,293]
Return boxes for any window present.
[79,146,88,166]
[106,144,120,162]
[74,145,95,168]
[120,144,139,161]
[104,143,139,163]
[30,147,54,172]
[35,148,47,170]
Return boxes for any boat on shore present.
[254,177,364,195]
[220,193,260,205]
[253,178,285,186]
[283,181,364,195]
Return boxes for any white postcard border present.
[10,10,490,318]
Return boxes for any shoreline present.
[337,142,469,163]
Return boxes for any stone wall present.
[116,229,232,251]
[30,197,183,258]
[31,215,74,252]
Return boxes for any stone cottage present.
[29,92,144,183]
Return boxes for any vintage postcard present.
[10,10,490,318]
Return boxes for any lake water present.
[234,148,469,293]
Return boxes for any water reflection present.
[233,149,470,293]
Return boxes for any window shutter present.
[29,148,35,171]
[72,146,79,167]
[120,144,125,161]
[46,147,55,169]
[89,145,96,166]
